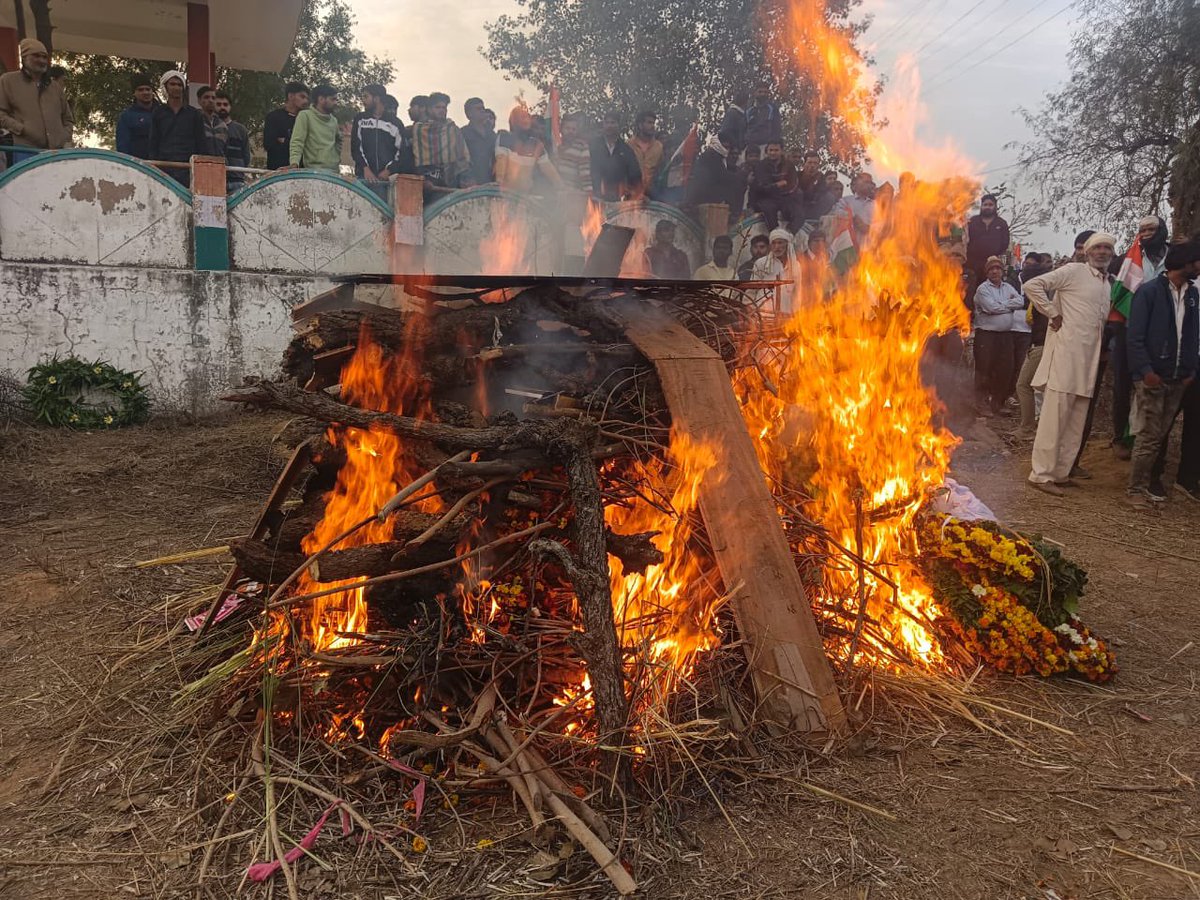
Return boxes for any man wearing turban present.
[1022,232,1118,494]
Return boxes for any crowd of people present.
[3,38,1197,505]
[0,33,860,237]
[962,202,1199,507]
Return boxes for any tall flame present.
[480,204,532,276]
[297,331,437,652]
[607,435,722,681]
[744,0,979,665]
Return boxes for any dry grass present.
[0,412,1197,899]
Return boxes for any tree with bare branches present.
[1014,0,1199,233]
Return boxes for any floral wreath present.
[23,357,150,428]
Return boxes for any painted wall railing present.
[0,148,755,277]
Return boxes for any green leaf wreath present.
[23,357,150,428]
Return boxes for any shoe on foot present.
[1056,478,1081,488]
[1112,442,1132,461]
[1125,489,1152,508]
[1069,465,1093,480]
[1148,481,1167,502]
[1030,480,1066,497]
[1175,483,1200,502]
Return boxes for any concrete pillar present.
[186,3,212,84]
[191,155,230,271]
[0,27,18,73]
[390,174,425,308]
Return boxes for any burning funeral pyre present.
[180,3,1118,892]
[199,252,1114,891]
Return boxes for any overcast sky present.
[349,0,1078,251]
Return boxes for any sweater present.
[289,108,342,171]
[148,102,208,163]
[974,280,1025,331]
[263,107,297,169]
[116,102,156,159]
[0,69,73,149]
[1127,274,1200,382]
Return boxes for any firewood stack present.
[215,280,832,893]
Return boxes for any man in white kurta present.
[1022,233,1117,494]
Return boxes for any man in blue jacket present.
[1126,241,1200,503]
[115,74,156,159]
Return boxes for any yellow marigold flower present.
[412,835,428,853]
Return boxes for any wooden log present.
[604,528,664,575]
[529,421,629,743]
[228,537,448,584]
[195,440,314,635]
[224,381,558,452]
[612,302,846,734]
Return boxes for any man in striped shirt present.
[555,112,591,192]
[411,92,470,188]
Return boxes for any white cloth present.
[1029,388,1091,483]
[1023,262,1112,397]
[834,194,873,229]
[752,251,798,313]
[931,478,997,521]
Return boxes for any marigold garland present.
[918,512,1116,683]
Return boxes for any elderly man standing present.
[1023,232,1117,495]
[0,38,73,163]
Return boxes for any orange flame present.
[479,203,532,276]
[746,0,979,665]
[607,434,723,692]
[581,196,605,258]
[297,331,438,653]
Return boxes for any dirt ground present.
[0,408,1197,899]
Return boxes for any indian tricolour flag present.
[1110,235,1143,320]
[830,208,858,275]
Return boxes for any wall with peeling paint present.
[228,172,394,274]
[0,152,193,268]
[0,261,333,414]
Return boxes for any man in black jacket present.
[749,141,801,230]
[148,71,208,187]
[351,83,404,197]
[964,193,1010,293]
[589,112,641,201]
[684,129,739,214]
[461,96,495,187]
[719,89,749,151]
[1126,241,1200,502]
[263,82,309,170]
[745,82,782,151]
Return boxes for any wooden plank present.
[615,305,845,733]
[195,439,314,636]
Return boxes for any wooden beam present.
[614,303,845,733]
[195,439,314,635]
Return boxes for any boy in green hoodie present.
[289,83,341,171]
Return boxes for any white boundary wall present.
[0,262,332,414]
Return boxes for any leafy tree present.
[484,0,876,168]
[59,0,392,150]
[1014,0,1200,233]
